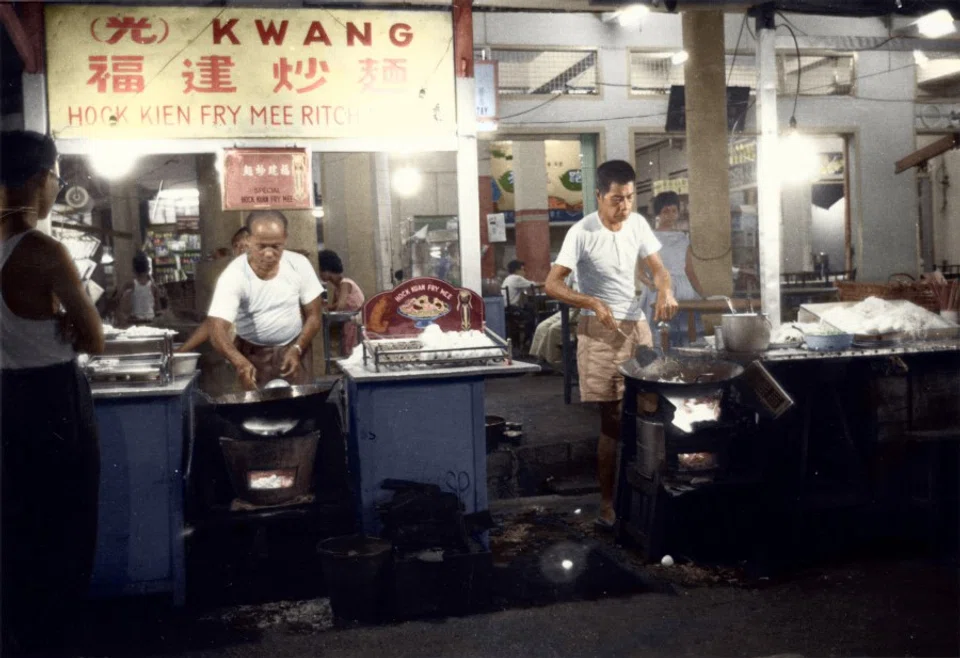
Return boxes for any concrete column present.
[457,77,482,293]
[754,10,783,325]
[372,153,395,291]
[109,178,142,291]
[512,141,550,281]
[195,154,243,315]
[320,153,378,299]
[580,134,598,216]
[682,10,733,299]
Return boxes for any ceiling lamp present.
[616,5,650,28]
[780,119,820,184]
[90,146,138,180]
[913,9,956,39]
[392,166,422,198]
[671,50,689,66]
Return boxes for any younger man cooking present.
[207,209,323,389]
[545,160,678,528]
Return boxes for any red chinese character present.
[272,58,295,93]
[295,58,329,94]
[182,56,237,94]
[382,59,407,85]
[111,55,145,93]
[86,55,144,93]
[87,56,109,93]
[358,58,378,91]
[103,16,158,45]
[273,57,330,94]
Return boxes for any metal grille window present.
[628,50,853,97]
[488,48,598,95]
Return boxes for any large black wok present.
[618,351,744,398]
[204,381,338,427]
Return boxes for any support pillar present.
[454,0,482,293]
[682,10,733,299]
[196,154,243,315]
[109,178,142,291]
[755,8,783,326]
[512,141,551,281]
[478,168,496,279]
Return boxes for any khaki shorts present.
[576,315,653,403]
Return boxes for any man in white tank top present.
[116,251,162,325]
[207,210,323,390]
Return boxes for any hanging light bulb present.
[780,118,820,185]
[914,9,956,39]
[392,166,422,197]
[671,50,689,66]
[90,144,138,179]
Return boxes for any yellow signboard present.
[45,6,456,140]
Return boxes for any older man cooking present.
[207,209,324,390]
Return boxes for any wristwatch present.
[291,343,303,355]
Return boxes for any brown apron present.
[234,336,314,387]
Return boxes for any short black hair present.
[653,191,680,216]
[0,130,57,189]
[508,260,525,274]
[318,249,344,274]
[596,160,636,196]
[246,209,288,233]
[133,251,150,275]
[231,226,251,242]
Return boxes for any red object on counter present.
[362,277,485,336]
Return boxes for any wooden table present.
[676,298,759,343]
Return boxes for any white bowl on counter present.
[171,352,201,377]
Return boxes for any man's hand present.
[654,290,679,322]
[280,346,301,379]
[591,298,618,331]
[234,357,257,390]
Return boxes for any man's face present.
[247,220,286,273]
[658,204,680,225]
[38,163,62,220]
[597,181,635,227]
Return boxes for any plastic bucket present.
[318,535,392,623]
[485,415,506,453]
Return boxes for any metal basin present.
[720,313,771,353]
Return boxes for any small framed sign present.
[222,148,312,210]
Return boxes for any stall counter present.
[88,374,196,605]
[339,359,539,535]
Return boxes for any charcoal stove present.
[615,354,793,561]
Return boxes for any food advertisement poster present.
[489,140,583,224]
[45,5,455,140]
[363,277,484,336]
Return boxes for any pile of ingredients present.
[818,297,954,337]
[341,323,504,372]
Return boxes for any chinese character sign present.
[45,6,455,140]
[222,149,311,210]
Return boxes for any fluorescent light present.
[617,5,649,28]
[914,9,956,39]
[913,50,929,67]
[156,188,199,200]
[671,51,689,66]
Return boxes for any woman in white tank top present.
[0,130,104,654]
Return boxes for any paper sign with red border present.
[222,148,311,210]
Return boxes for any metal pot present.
[618,354,744,398]
[720,313,771,353]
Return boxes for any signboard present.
[222,148,311,210]
[45,6,455,140]
[486,213,506,243]
[363,277,485,336]
[474,60,498,129]
[652,178,689,195]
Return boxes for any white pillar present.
[372,153,395,291]
[23,72,52,235]
[456,77,482,294]
[755,13,782,327]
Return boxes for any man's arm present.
[280,296,322,378]
[47,239,105,354]
[642,252,679,321]
[178,318,211,353]
[544,264,617,330]
[209,316,256,389]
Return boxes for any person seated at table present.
[318,249,365,356]
[530,270,579,369]
[638,191,706,346]
[502,259,540,354]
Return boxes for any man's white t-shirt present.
[554,211,661,321]
[208,251,324,346]
[501,273,537,306]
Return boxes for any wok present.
[206,381,337,426]
[618,352,744,397]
